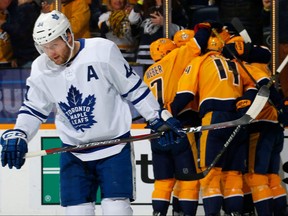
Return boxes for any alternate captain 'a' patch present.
[59,85,97,132]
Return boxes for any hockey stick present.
[229,20,288,82]
[176,85,270,181]
[271,54,288,93]
[25,86,269,158]
[273,55,288,80]
[231,18,288,88]
[179,83,269,133]
[177,125,242,181]
[276,54,288,75]
[25,132,163,158]
[231,17,252,43]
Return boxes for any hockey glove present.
[194,21,223,33]
[236,90,257,117]
[0,129,28,169]
[147,109,186,147]
[236,97,252,117]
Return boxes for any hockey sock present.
[221,171,243,214]
[242,178,255,214]
[172,181,181,214]
[172,196,181,215]
[244,173,273,216]
[267,173,287,215]
[175,179,199,215]
[152,179,175,215]
[200,167,223,215]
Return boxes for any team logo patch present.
[59,85,97,132]
[52,14,59,20]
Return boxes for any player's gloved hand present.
[277,98,288,127]
[236,96,252,118]
[194,21,223,33]
[0,129,28,169]
[147,109,186,147]
[236,90,257,117]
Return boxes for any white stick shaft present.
[25,150,47,158]
[246,85,269,119]
[231,17,252,43]
[24,132,162,158]
[239,29,252,43]
[277,55,288,74]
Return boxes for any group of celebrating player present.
[145,22,288,215]
[0,9,287,216]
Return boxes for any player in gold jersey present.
[144,24,217,216]
[222,33,288,215]
[171,27,258,215]
[242,63,288,216]
[145,37,199,216]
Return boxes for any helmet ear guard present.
[34,42,44,54]
[150,38,177,62]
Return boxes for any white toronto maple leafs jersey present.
[15,38,160,161]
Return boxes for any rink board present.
[0,128,287,215]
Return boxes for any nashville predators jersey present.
[176,51,257,117]
[144,37,202,113]
[244,62,278,122]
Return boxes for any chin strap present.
[61,32,75,66]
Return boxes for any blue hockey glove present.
[147,109,186,147]
[0,129,28,169]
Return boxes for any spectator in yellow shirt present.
[51,0,91,39]
[0,0,13,68]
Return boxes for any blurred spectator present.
[214,0,264,45]
[259,0,288,98]
[0,0,13,68]
[261,0,271,47]
[98,0,140,62]
[129,0,188,68]
[277,0,288,98]
[262,0,270,27]
[51,0,91,39]
[188,4,219,30]
[182,0,210,29]
[89,0,106,36]
[39,0,54,13]
[0,0,42,68]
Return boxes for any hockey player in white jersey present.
[0,10,185,215]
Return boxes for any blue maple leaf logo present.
[59,85,97,132]
[52,14,59,20]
